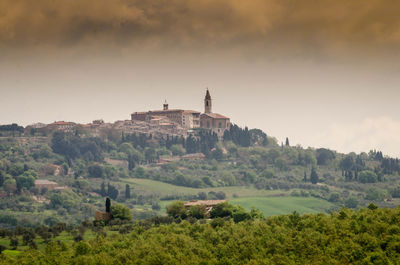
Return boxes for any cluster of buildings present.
[131,89,230,137]
[26,89,230,139]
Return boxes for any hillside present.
[0,124,400,227]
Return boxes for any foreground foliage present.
[2,206,400,264]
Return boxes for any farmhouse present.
[184,199,227,215]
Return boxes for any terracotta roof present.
[183,110,201,114]
[149,109,184,113]
[51,121,75,126]
[201,113,229,119]
[184,200,227,207]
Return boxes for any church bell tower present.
[204,89,212,113]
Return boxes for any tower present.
[163,100,168,111]
[204,89,212,113]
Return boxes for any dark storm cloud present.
[1,0,400,57]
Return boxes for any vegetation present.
[2,206,400,264]
[0,123,400,229]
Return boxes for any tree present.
[189,205,206,219]
[0,171,4,187]
[285,137,290,146]
[316,148,335,165]
[107,183,119,200]
[170,144,185,156]
[100,182,106,197]
[310,167,319,184]
[166,201,187,219]
[22,229,36,246]
[198,192,207,200]
[365,187,386,202]
[344,197,358,209]
[358,170,377,184]
[303,171,307,182]
[210,202,235,219]
[111,204,132,221]
[10,237,18,250]
[125,184,131,199]
[105,197,111,213]
[88,164,104,178]
[16,172,36,193]
[328,193,340,202]
[128,155,136,171]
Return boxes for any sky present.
[1,0,400,157]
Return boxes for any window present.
[218,122,222,128]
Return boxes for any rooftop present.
[35,179,58,185]
[201,113,229,119]
[184,200,227,207]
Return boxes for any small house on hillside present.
[184,200,227,215]
[35,179,58,191]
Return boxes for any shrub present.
[75,241,91,256]
[166,201,187,219]
[358,170,378,184]
[344,197,358,209]
[111,204,132,221]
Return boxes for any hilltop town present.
[23,90,230,140]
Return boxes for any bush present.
[111,204,132,221]
[358,170,377,184]
[344,197,358,209]
[189,205,206,219]
[328,193,340,203]
[75,241,91,256]
[365,187,386,202]
[166,201,187,219]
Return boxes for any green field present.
[231,196,335,216]
[120,178,335,217]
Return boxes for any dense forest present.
[1,204,400,264]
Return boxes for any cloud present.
[1,0,400,59]
[314,117,400,157]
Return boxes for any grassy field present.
[231,196,335,216]
[118,178,335,217]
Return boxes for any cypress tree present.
[100,182,106,197]
[105,197,111,213]
[310,167,319,184]
[125,184,131,199]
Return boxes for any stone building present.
[131,101,200,129]
[200,90,230,137]
[131,89,230,137]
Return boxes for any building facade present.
[131,89,229,136]
[200,90,230,137]
[131,102,200,129]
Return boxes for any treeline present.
[339,151,400,183]
[0,124,24,134]
[51,132,108,162]
[2,205,400,264]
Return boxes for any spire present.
[205,89,211,100]
[204,88,212,113]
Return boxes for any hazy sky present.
[1,0,400,157]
